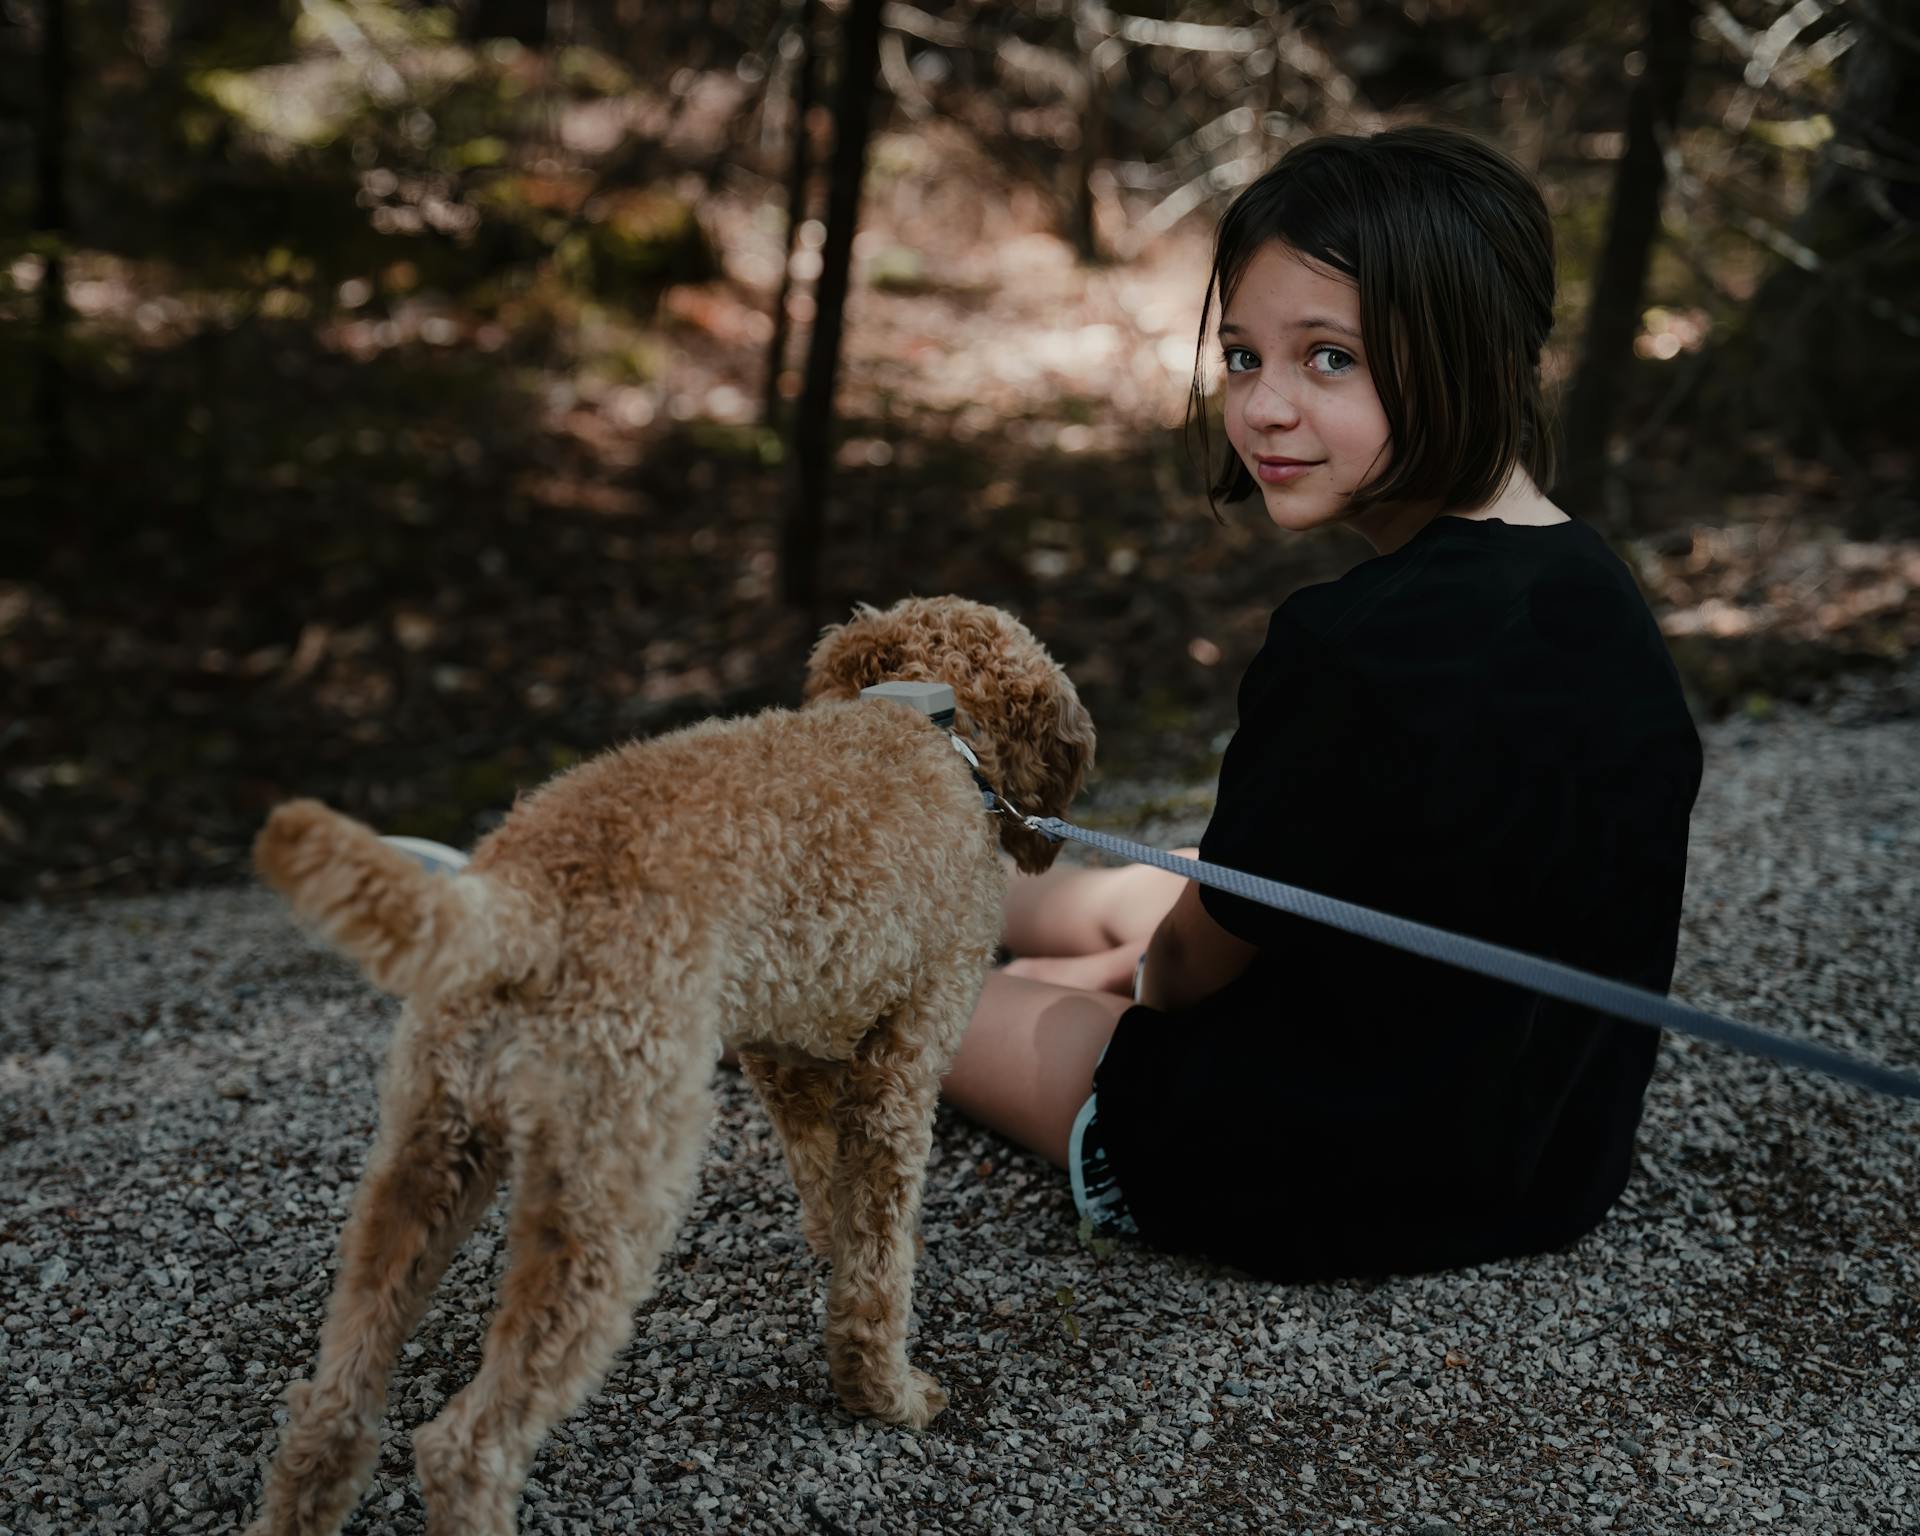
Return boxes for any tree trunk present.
[763,0,819,428]
[1555,0,1696,521]
[1069,11,1106,264]
[779,0,886,615]
[36,0,71,477]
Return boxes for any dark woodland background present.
[1,0,1916,902]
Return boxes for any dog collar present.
[949,732,997,809]
[950,733,1031,820]
[856,681,1021,817]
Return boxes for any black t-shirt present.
[1092,514,1703,1281]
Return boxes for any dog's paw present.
[849,1367,947,1429]
[895,1368,949,1429]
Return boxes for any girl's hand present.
[1000,942,1146,998]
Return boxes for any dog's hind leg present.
[737,1052,843,1257]
[246,1081,502,1536]
[822,982,971,1428]
[413,1045,714,1536]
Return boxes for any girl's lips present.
[1255,458,1319,484]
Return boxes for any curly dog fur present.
[241,596,1095,1536]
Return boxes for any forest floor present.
[4,703,1916,1534]
[3,105,1918,902]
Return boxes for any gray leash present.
[1025,817,1920,1104]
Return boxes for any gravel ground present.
[2,702,1917,1536]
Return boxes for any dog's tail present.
[254,799,555,1000]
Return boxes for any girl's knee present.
[1099,859,1191,946]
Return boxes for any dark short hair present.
[1189,126,1559,518]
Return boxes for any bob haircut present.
[1190,126,1559,518]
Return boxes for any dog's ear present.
[989,665,1096,874]
[803,595,1095,873]
[803,603,910,703]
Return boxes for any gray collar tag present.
[857,680,1016,817]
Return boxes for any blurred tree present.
[1069,3,1108,264]
[781,0,886,615]
[763,0,819,427]
[1726,0,1920,471]
[33,0,71,479]
[1556,0,1698,522]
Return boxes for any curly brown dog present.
[241,595,1094,1536]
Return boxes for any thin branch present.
[1106,106,1277,192]
[1170,103,1259,162]
[299,0,407,105]
[880,0,967,48]
[1748,0,1833,89]
[1690,53,1920,167]
[1704,0,1840,89]
[1075,0,1260,56]
[1669,158,1920,339]
[1118,155,1257,259]
[879,29,932,118]
[1826,140,1920,183]
[996,36,1088,104]
[1850,0,1920,55]
[1701,1,1755,58]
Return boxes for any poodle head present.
[804,596,1095,873]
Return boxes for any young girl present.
[940,126,1703,1280]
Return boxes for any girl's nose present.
[1244,373,1301,429]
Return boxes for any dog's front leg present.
[823,1018,948,1428]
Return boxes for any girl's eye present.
[1223,345,1258,374]
[1309,345,1357,375]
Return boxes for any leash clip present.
[953,733,1029,821]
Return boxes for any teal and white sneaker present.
[381,835,470,875]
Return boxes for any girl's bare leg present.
[722,851,1196,1118]
[935,970,1133,1169]
[937,849,1203,1158]
[997,848,1198,993]
[999,852,1194,956]
[723,974,1128,1170]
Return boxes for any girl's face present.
[1219,242,1425,552]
